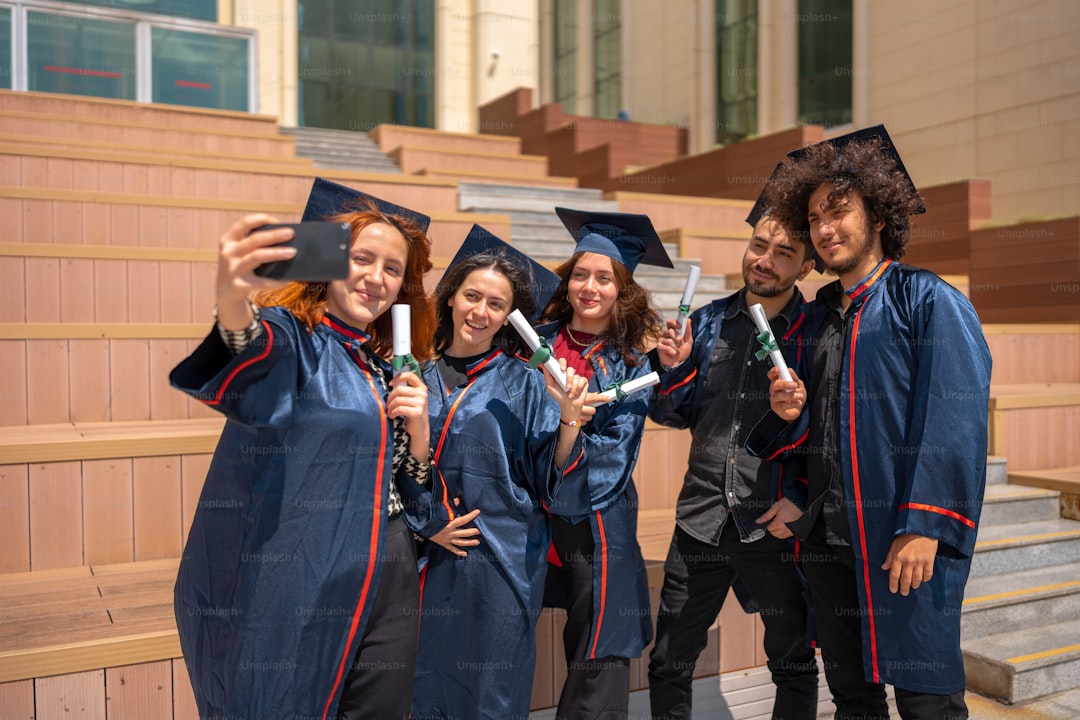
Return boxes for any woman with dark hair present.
[539,208,668,720]
[170,179,443,720]
[407,225,590,720]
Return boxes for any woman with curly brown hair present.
[538,208,668,720]
[170,178,446,720]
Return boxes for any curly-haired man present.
[749,126,992,720]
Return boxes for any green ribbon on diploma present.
[601,378,629,400]
[755,331,779,361]
[393,354,421,375]
[678,304,690,315]
[528,337,552,369]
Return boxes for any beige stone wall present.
[437,0,540,133]
[861,0,1080,223]
[226,0,298,126]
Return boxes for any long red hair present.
[255,207,435,361]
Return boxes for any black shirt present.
[677,289,803,546]
[438,351,489,389]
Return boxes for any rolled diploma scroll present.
[748,303,792,382]
[675,265,702,335]
[588,371,661,406]
[391,304,415,375]
[507,309,568,392]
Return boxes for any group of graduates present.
[172,125,991,720]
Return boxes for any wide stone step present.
[465,207,567,227]
[986,455,1008,486]
[458,182,607,204]
[971,518,1080,578]
[632,269,729,294]
[510,237,683,264]
[963,561,1080,639]
[979,483,1061,527]
[963,618,1080,703]
[459,193,618,216]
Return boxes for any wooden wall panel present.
[718,587,759,672]
[29,462,85,566]
[0,678,35,719]
[993,406,1080,470]
[69,339,111,422]
[109,339,150,421]
[60,258,95,322]
[94,259,128,321]
[35,669,105,720]
[0,341,27,425]
[0,464,30,573]
[82,458,134,565]
[25,257,60,322]
[150,340,192,420]
[172,659,200,720]
[128,260,161,323]
[26,340,69,424]
[105,661,172,720]
[133,457,182,561]
[0,256,25,322]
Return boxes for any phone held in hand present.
[252,222,351,281]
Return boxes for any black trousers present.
[337,514,420,720]
[800,523,968,720]
[547,515,631,720]
[648,522,819,720]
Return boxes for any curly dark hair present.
[432,250,537,357]
[764,136,923,261]
[255,203,436,361]
[540,252,663,367]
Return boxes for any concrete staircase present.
[963,456,1080,705]
[279,126,402,173]
[457,182,734,317]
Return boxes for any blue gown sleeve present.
[647,306,711,430]
[169,307,309,430]
[893,283,991,557]
[547,390,647,518]
[398,462,451,539]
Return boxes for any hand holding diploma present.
[748,303,792,382]
[588,372,661,406]
[508,309,568,392]
[391,304,420,376]
[674,266,701,336]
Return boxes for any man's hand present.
[881,533,938,596]
[767,367,805,423]
[755,497,803,539]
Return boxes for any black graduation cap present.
[301,177,432,232]
[441,224,561,321]
[746,161,784,228]
[554,207,674,273]
[787,124,926,215]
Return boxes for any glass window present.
[61,0,216,22]
[27,11,137,100]
[553,0,577,114]
[299,0,434,130]
[151,27,249,111]
[0,7,11,89]
[716,0,758,143]
[593,0,621,119]
[797,0,852,127]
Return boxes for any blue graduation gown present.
[748,260,992,694]
[408,349,582,720]
[539,322,654,660]
[170,308,404,720]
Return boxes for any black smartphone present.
[252,222,352,281]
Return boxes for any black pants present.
[547,515,631,720]
[800,523,968,720]
[337,514,419,720]
[648,522,819,720]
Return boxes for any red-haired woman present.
[539,208,669,719]
[170,179,440,720]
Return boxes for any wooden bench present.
[1008,466,1080,521]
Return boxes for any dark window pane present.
[797,0,852,127]
[716,0,758,143]
[299,0,433,129]
[61,0,215,22]
[151,27,249,111]
[27,12,137,100]
[0,8,11,89]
